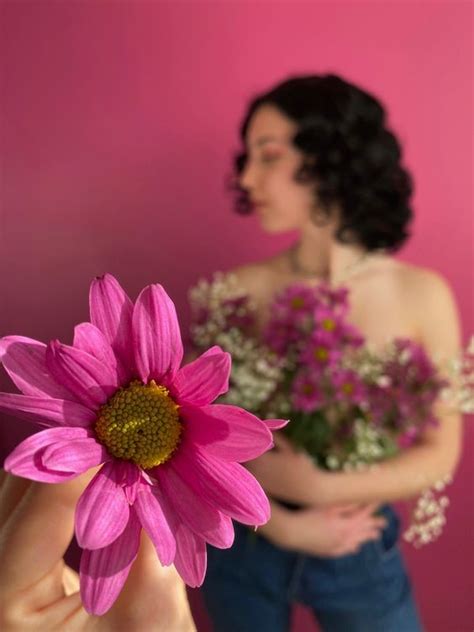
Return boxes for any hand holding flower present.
[0,470,196,631]
[0,274,286,614]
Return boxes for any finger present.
[371,517,387,529]
[0,467,98,594]
[326,503,363,517]
[359,526,384,541]
[105,531,195,630]
[31,590,87,631]
[335,529,382,557]
[0,472,33,528]
[358,503,381,516]
[341,503,382,521]
[348,503,378,517]
[356,512,387,529]
[352,518,387,535]
[63,564,80,596]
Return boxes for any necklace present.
[287,242,385,285]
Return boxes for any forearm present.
[249,412,462,507]
[318,442,457,507]
[256,499,293,547]
[317,410,462,505]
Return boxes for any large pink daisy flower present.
[0,274,286,615]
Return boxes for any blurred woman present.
[200,74,462,632]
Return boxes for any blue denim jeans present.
[201,505,423,632]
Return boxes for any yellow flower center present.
[291,296,305,310]
[314,347,329,361]
[342,383,354,394]
[95,380,182,469]
[322,318,336,331]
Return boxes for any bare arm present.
[248,272,463,506]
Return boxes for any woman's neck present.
[286,226,331,281]
[287,226,382,287]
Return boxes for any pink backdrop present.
[1,2,472,630]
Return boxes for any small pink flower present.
[340,323,365,349]
[397,426,419,449]
[263,320,300,356]
[300,330,342,369]
[329,368,367,405]
[315,283,350,315]
[273,284,319,320]
[292,370,326,412]
[263,284,317,354]
[0,274,286,615]
[313,305,343,336]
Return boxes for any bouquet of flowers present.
[189,271,285,413]
[261,283,450,471]
[189,272,474,546]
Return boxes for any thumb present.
[0,466,99,595]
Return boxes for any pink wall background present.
[1,1,472,630]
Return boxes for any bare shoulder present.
[397,262,461,354]
[227,252,287,302]
[398,262,454,298]
[398,262,459,319]
[348,257,461,354]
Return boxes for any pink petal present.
[73,322,128,385]
[80,508,141,615]
[181,403,273,462]
[171,346,231,406]
[153,464,234,549]
[134,482,176,565]
[42,438,109,472]
[0,393,95,428]
[122,464,141,505]
[132,284,183,384]
[0,336,72,399]
[264,418,290,430]
[174,523,207,588]
[172,442,270,526]
[75,462,131,550]
[89,274,135,379]
[153,485,207,587]
[173,523,207,588]
[4,426,91,482]
[46,340,118,409]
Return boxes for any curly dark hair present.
[229,74,414,252]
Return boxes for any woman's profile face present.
[239,105,316,234]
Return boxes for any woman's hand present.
[266,502,386,558]
[0,470,196,631]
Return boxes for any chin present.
[263,227,290,235]
[257,215,296,234]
